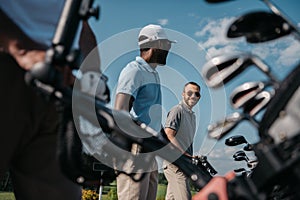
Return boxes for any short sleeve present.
[164,105,182,131]
[116,62,141,99]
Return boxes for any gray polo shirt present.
[165,101,196,155]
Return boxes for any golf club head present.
[202,53,252,88]
[243,143,253,151]
[202,53,272,88]
[234,168,246,173]
[230,81,266,109]
[207,112,244,140]
[227,11,292,43]
[233,150,247,159]
[243,90,273,117]
[233,155,248,162]
[247,160,258,169]
[225,135,248,146]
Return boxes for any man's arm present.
[165,127,192,157]
[0,7,98,72]
[114,93,134,111]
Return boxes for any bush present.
[82,189,99,200]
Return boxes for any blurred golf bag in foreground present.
[27,0,300,199]
[26,0,214,193]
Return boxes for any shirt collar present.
[136,56,157,73]
[180,100,194,114]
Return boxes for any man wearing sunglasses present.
[114,24,175,200]
[163,81,201,200]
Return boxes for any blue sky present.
[89,0,300,175]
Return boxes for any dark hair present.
[139,35,150,52]
[184,81,200,91]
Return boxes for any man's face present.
[182,84,201,109]
[155,49,169,65]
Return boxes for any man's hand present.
[165,127,192,157]
[7,41,46,70]
[0,9,47,70]
[192,171,235,200]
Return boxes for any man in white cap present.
[114,24,175,200]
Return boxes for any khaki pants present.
[163,162,191,200]
[116,156,158,200]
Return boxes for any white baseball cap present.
[138,24,176,46]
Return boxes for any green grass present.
[100,184,167,200]
[0,192,15,200]
[156,184,167,200]
[1,183,182,200]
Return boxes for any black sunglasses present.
[186,91,201,98]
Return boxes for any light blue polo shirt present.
[116,56,162,132]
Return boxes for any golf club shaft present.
[251,56,279,88]
[262,0,300,41]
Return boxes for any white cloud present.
[276,38,300,67]
[195,17,237,48]
[250,37,300,69]
[157,19,168,26]
[251,45,271,60]
[195,17,248,60]
[208,145,239,159]
[201,44,240,60]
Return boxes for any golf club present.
[243,90,273,117]
[233,150,247,159]
[234,168,246,173]
[202,53,279,88]
[234,156,257,170]
[207,112,259,140]
[233,151,258,170]
[230,81,274,109]
[208,90,273,140]
[262,0,300,41]
[234,155,248,162]
[227,11,294,43]
[204,0,300,41]
[225,135,253,151]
